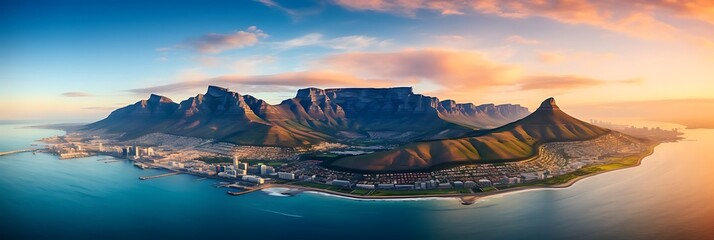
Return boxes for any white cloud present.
[188,26,268,54]
[275,33,386,50]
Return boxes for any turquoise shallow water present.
[1,123,713,240]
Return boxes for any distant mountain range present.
[330,97,610,172]
[87,86,530,147]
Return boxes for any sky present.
[1,0,713,127]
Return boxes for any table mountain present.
[86,86,530,147]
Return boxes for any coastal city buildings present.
[41,130,651,193]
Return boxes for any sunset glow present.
[2,0,713,126]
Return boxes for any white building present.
[277,172,295,180]
[241,175,264,184]
[356,184,375,189]
[478,178,492,187]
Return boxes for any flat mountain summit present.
[330,97,609,172]
[87,86,530,147]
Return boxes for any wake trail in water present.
[261,209,303,218]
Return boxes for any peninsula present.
[38,86,674,201]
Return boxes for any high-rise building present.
[233,156,240,167]
[98,143,103,152]
[259,164,267,175]
[238,163,247,170]
[146,147,155,156]
[135,146,140,157]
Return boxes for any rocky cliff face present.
[87,86,530,147]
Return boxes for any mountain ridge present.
[86,86,530,147]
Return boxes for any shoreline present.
[260,143,659,204]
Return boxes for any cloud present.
[505,35,543,45]
[255,0,324,19]
[520,75,641,91]
[61,92,93,97]
[316,48,640,99]
[330,0,713,40]
[275,33,386,50]
[536,51,566,64]
[188,26,268,54]
[441,9,464,15]
[631,0,714,25]
[126,71,412,95]
[319,49,522,92]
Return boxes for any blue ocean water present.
[1,123,713,240]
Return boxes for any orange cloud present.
[520,75,641,90]
[330,0,713,40]
[320,48,523,90]
[536,51,566,64]
[523,75,603,90]
[318,48,638,99]
[632,0,714,25]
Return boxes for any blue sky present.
[2,0,713,125]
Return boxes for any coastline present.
[262,142,660,204]
[22,132,660,205]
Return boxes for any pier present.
[0,149,36,156]
[226,188,261,196]
[139,172,180,180]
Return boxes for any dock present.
[138,172,180,180]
